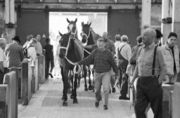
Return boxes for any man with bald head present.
[130,28,166,118]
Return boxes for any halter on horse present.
[59,18,83,106]
[81,22,100,91]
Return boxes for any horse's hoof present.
[85,88,88,91]
[112,87,116,93]
[89,86,94,90]
[22,98,29,105]
[61,96,67,100]
[73,98,78,104]
[63,101,68,106]
[70,94,74,99]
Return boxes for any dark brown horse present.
[59,18,83,106]
[81,22,101,91]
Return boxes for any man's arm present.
[0,49,4,72]
[19,47,24,61]
[108,52,118,74]
[130,65,138,84]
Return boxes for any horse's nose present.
[80,33,83,36]
[82,38,86,43]
[72,27,76,32]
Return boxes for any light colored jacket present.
[117,42,132,61]
[161,44,180,76]
[27,46,37,67]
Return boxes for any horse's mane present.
[90,28,101,44]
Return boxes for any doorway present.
[49,12,108,78]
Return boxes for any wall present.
[16,10,49,44]
[108,9,140,46]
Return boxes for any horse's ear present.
[81,22,84,26]
[88,22,91,27]
[67,18,70,23]
[59,31,63,36]
[75,18,77,23]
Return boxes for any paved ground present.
[18,77,137,118]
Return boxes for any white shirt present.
[115,42,132,61]
[27,46,37,67]
[0,48,4,62]
[0,47,7,67]
[34,42,43,55]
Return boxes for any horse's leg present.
[88,66,93,90]
[73,73,78,104]
[92,68,95,92]
[83,65,88,91]
[67,71,72,94]
[61,67,65,100]
[61,67,69,106]
[70,72,74,99]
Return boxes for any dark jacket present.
[5,42,24,68]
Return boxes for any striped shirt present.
[78,48,118,74]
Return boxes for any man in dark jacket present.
[44,38,54,79]
[5,36,24,68]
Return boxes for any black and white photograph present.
[0,0,180,118]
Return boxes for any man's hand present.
[129,78,135,88]
[160,75,169,84]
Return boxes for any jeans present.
[94,71,111,106]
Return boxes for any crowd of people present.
[0,34,54,84]
[75,27,179,116]
[0,27,179,117]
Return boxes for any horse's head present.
[81,22,96,47]
[59,31,83,65]
[67,18,77,35]
[59,32,71,58]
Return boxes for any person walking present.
[44,38,54,79]
[114,34,121,58]
[77,37,118,110]
[102,32,116,93]
[130,28,166,118]
[117,35,132,100]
